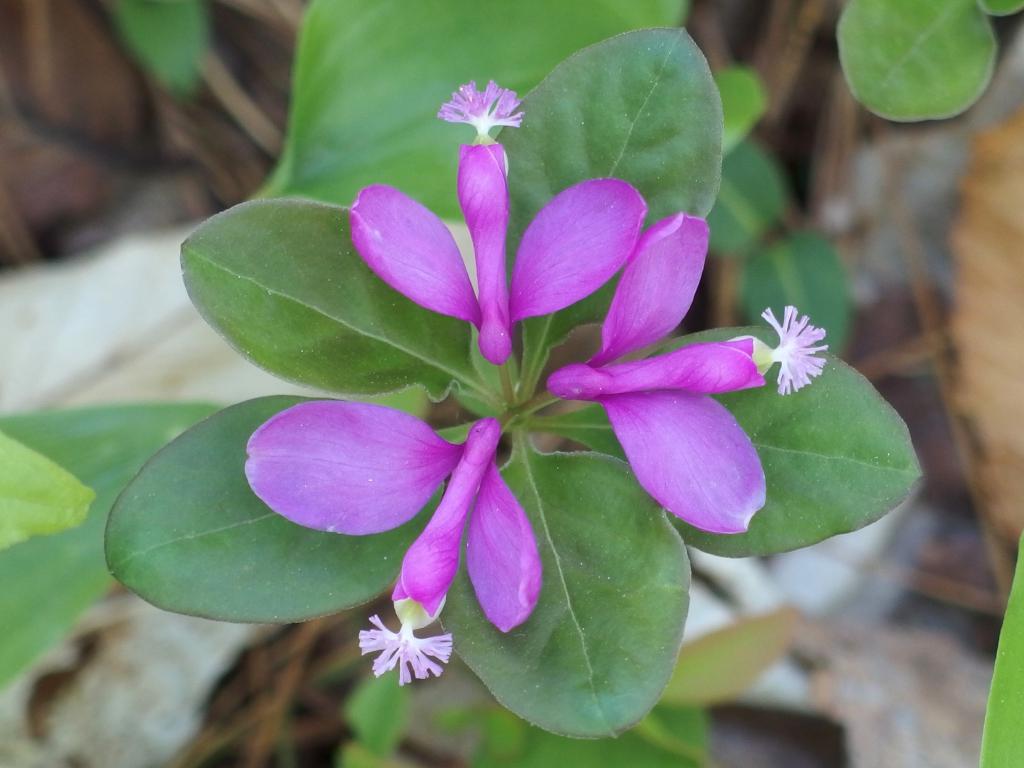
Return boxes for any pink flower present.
[349,81,647,366]
[547,215,827,534]
[245,402,541,636]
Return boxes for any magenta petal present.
[600,391,766,534]
[466,463,541,632]
[548,340,763,400]
[591,213,709,365]
[246,401,462,535]
[394,419,501,614]
[351,185,480,324]
[459,144,512,364]
[508,179,646,321]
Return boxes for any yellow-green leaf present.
[661,608,799,706]
[0,430,94,550]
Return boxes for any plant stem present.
[499,360,516,404]
[518,348,546,403]
[512,391,559,419]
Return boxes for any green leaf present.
[112,0,209,95]
[182,199,486,401]
[979,0,1024,15]
[0,430,94,550]
[531,328,920,557]
[632,705,709,764]
[0,403,214,688]
[707,140,788,256]
[346,675,410,756]
[269,0,684,213]
[445,446,690,737]
[106,397,427,622]
[508,27,723,393]
[740,231,851,349]
[838,0,996,121]
[337,743,412,768]
[528,408,624,460]
[472,707,705,767]
[678,328,920,556]
[661,608,798,706]
[981,534,1024,767]
[716,66,768,154]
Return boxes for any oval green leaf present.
[106,397,427,622]
[0,403,214,688]
[707,139,788,256]
[445,445,690,737]
[0,430,94,550]
[715,66,768,154]
[740,231,851,349]
[268,0,684,215]
[838,0,996,121]
[507,27,723,392]
[112,0,209,95]
[182,198,485,401]
[346,675,410,757]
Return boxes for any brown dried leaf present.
[951,106,1024,544]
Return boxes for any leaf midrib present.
[877,2,963,90]
[110,511,278,572]
[606,31,679,178]
[184,247,483,394]
[518,447,613,735]
[753,441,917,476]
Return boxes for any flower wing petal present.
[245,401,461,535]
[601,391,765,534]
[509,179,646,321]
[466,463,542,632]
[351,185,480,324]
[591,213,709,365]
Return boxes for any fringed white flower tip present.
[358,606,453,686]
[437,80,523,139]
[761,305,828,395]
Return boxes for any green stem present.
[511,391,559,419]
[499,361,516,404]
[518,349,547,403]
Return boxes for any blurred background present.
[1,0,1022,766]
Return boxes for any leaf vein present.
[185,249,480,393]
[753,441,916,475]
[113,512,278,570]
[878,3,962,89]
[520,447,612,735]
[607,32,679,177]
